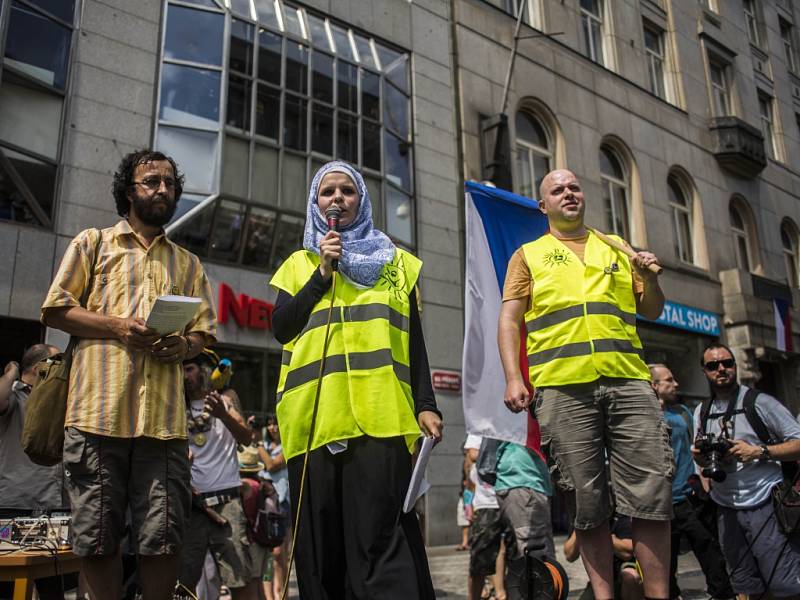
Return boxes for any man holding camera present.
[694,343,800,598]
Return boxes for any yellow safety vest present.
[270,249,422,460]
[522,232,650,388]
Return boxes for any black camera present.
[695,432,732,482]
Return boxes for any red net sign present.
[431,370,461,393]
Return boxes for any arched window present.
[514,111,552,199]
[729,202,753,272]
[667,174,693,263]
[781,220,799,287]
[599,145,629,239]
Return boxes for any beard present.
[131,193,177,227]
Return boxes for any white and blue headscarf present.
[303,161,396,287]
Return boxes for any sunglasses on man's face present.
[703,359,735,371]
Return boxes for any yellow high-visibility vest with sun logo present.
[521,232,651,388]
[270,249,422,460]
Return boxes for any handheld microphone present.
[325,206,342,272]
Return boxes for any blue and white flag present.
[462,181,549,448]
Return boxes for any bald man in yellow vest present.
[498,169,673,600]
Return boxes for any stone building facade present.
[2,0,800,546]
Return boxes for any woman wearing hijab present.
[270,161,442,599]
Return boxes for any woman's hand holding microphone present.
[318,231,342,281]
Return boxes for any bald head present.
[539,169,578,201]
[648,363,679,406]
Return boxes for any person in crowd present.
[565,515,643,600]
[494,439,554,562]
[270,160,442,599]
[257,413,291,600]
[694,343,800,598]
[498,168,672,599]
[649,364,733,600]
[41,150,216,600]
[456,475,473,552]
[0,344,63,600]
[180,352,261,600]
[464,434,506,600]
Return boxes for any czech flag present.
[462,181,549,454]
[774,298,793,352]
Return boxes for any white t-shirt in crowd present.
[464,434,499,510]
[188,399,242,494]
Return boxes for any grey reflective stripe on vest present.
[278,348,410,402]
[593,338,643,357]
[525,302,636,333]
[299,303,409,339]
[527,338,642,367]
[281,350,292,366]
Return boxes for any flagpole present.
[499,0,527,116]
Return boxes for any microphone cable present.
[281,270,338,600]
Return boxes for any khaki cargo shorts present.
[534,378,673,530]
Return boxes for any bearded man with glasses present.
[693,343,800,599]
[41,150,217,600]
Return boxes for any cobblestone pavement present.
[428,535,713,599]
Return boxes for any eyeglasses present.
[133,177,176,191]
[703,359,735,371]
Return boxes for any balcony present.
[709,116,767,178]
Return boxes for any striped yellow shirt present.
[41,221,217,439]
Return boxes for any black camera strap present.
[699,385,741,437]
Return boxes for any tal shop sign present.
[218,283,274,330]
[431,370,461,393]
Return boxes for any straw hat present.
[238,445,265,473]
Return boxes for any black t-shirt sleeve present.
[409,288,440,418]
[271,269,332,344]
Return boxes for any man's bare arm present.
[0,362,20,415]
[498,298,531,413]
[43,306,159,349]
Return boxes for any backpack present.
[242,479,286,548]
[476,437,502,486]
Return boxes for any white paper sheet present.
[403,436,436,513]
[146,295,202,336]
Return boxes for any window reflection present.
[337,113,357,163]
[282,4,306,39]
[361,71,380,120]
[169,200,216,257]
[354,34,378,70]
[229,0,252,19]
[254,0,281,29]
[258,30,282,84]
[209,200,247,261]
[271,213,305,270]
[165,5,224,66]
[157,126,218,192]
[5,2,72,89]
[0,147,55,225]
[384,131,411,191]
[311,104,333,155]
[338,62,358,113]
[285,42,309,94]
[242,207,278,268]
[362,120,381,171]
[330,24,355,61]
[252,145,279,204]
[312,52,334,103]
[384,82,408,138]
[230,19,254,75]
[306,13,332,50]
[159,64,221,129]
[227,74,252,131]
[0,77,63,160]
[386,187,412,244]
[28,0,75,23]
[284,94,307,150]
[255,85,280,139]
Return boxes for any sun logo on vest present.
[543,248,571,268]
[377,259,407,301]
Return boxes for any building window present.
[643,23,666,100]
[667,175,693,264]
[580,0,605,65]
[504,0,543,29]
[0,1,77,228]
[744,0,761,46]
[599,145,629,240]
[701,0,719,12]
[514,112,551,200]
[214,344,282,416]
[758,92,779,159]
[781,220,799,287]
[708,59,731,117]
[729,203,753,272]
[158,0,415,269]
[781,18,797,73]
